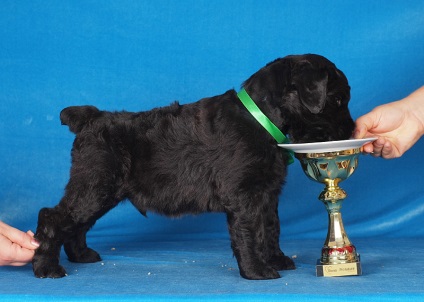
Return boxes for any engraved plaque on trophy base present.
[316,258,362,277]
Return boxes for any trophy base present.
[316,257,362,277]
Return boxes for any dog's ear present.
[291,61,328,114]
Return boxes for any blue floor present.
[1,236,423,301]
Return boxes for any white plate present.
[278,138,377,153]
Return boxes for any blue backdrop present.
[1,1,424,301]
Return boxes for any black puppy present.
[33,54,354,280]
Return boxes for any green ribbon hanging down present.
[237,88,294,164]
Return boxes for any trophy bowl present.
[279,138,376,277]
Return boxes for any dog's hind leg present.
[33,145,124,278]
[33,187,120,278]
[32,207,69,278]
[59,183,119,267]
[61,195,117,265]
[64,224,102,263]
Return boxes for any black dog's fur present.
[32,54,354,280]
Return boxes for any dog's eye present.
[336,98,342,107]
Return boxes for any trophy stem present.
[316,178,362,276]
[321,199,358,264]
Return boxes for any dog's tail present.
[60,106,101,134]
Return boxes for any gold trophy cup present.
[280,138,375,277]
[296,148,361,277]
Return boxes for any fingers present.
[0,221,39,266]
[369,137,386,157]
[362,137,397,159]
[0,222,39,250]
[4,246,35,266]
[354,113,377,139]
[0,233,36,266]
[353,124,367,139]
[355,110,397,159]
[26,230,40,249]
[10,229,39,250]
[381,141,395,158]
[362,142,374,154]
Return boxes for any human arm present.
[354,86,424,158]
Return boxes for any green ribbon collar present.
[237,88,294,164]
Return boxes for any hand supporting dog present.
[33,54,355,280]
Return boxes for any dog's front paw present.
[33,264,67,279]
[269,254,296,271]
[240,265,280,280]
